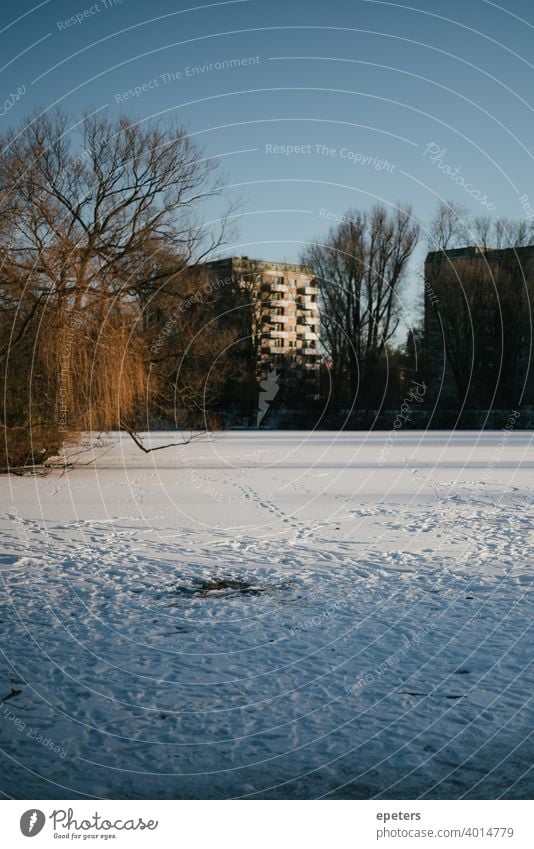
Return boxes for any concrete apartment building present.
[424,246,534,410]
[205,257,321,400]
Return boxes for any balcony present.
[297,315,319,325]
[262,313,293,323]
[263,282,289,293]
[297,286,318,295]
[262,298,292,308]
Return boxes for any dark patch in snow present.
[197,579,266,597]
[398,691,428,697]
[398,690,466,700]
[166,576,291,602]
[0,688,22,703]
[0,555,20,567]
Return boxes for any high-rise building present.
[205,256,321,401]
[424,246,534,409]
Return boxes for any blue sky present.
[2,0,534,327]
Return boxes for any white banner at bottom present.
[1,799,532,848]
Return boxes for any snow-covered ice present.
[0,430,532,799]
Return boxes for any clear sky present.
[2,0,534,329]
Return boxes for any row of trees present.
[1,107,532,470]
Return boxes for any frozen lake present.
[1,431,533,799]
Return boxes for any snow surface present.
[0,430,533,799]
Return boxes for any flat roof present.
[205,256,313,274]
[426,245,534,261]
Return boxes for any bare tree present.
[302,204,420,403]
[429,201,534,253]
[427,200,469,252]
[0,107,234,469]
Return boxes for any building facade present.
[205,257,321,402]
[424,246,534,410]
